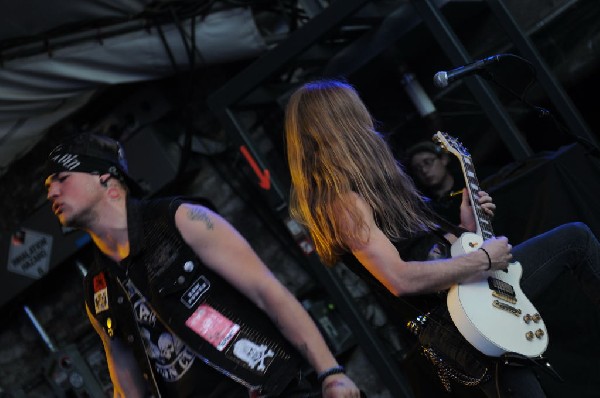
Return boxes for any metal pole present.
[411,0,533,160]
[23,305,57,353]
[485,0,599,148]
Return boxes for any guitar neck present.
[459,155,494,240]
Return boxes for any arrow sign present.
[239,145,271,190]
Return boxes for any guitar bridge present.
[488,277,517,304]
[492,300,522,316]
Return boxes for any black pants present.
[478,222,600,398]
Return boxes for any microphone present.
[433,54,505,88]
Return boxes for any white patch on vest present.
[232,339,274,372]
[94,288,108,314]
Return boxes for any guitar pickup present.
[488,277,517,304]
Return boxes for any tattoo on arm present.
[186,207,214,230]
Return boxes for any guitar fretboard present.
[461,156,494,240]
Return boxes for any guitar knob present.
[535,329,545,339]
[532,313,541,323]
[525,331,534,341]
[523,314,532,324]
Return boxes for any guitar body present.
[433,131,549,359]
[447,233,549,357]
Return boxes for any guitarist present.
[284,79,600,397]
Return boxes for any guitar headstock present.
[433,131,470,160]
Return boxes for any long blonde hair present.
[285,79,437,265]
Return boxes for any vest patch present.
[140,327,196,382]
[127,279,196,382]
[93,272,109,314]
[185,304,240,351]
[231,337,275,373]
[180,275,210,309]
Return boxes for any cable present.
[479,54,600,157]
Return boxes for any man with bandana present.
[45,132,361,398]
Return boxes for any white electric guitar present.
[434,131,548,358]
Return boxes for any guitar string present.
[463,155,494,239]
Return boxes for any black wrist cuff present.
[317,365,345,383]
[479,247,492,270]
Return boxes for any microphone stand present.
[478,55,600,158]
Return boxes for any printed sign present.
[7,229,53,279]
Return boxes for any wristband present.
[317,365,345,383]
[479,247,492,270]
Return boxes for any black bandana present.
[46,133,145,196]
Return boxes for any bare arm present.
[345,193,511,296]
[86,305,148,398]
[175,203,359,397]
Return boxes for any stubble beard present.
[61,205,98,230]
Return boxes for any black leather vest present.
[84,197,301,396]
